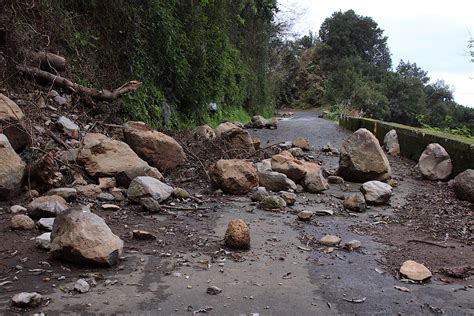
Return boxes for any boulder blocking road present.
[0,111,472,315]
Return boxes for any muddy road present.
[1,111,473,315]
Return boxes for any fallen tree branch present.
[16,65,142,101]
[46,129,71,150]
[24,50,66,72]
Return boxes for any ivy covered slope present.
[1,0,277,128]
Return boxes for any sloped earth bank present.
[0,111,472,315]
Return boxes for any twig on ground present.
[407,239,448,248]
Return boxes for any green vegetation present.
[2,0,277,129]
[273,10,474,138]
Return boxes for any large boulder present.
[0,134,25,200]
[383,129,400,155]
[338,128,391,182]
[418,143,452,181]
[127,176,173,205]
[209,159,258,195]
[360,181,392,205]
[303,170,329,193]
[258,171,296,192]
[123,121,186,171]
[50,206,124,267]
[453,169,474,203]
[215,122,239,138]
[250,115,268,129]
[77,133,162,186]
[221,127,255,153]
[0,94,29,152]
[27,195,68,218]
[271,151,307,182]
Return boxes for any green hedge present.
[339,116,474,176]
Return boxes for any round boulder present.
[11,214,35,230]
[360,181,393,205]
[224,219,250,250]
[418,143,452,181]
[453,169,474,203]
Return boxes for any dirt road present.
[1,111,472,315]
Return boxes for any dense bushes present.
[1,0,277,128]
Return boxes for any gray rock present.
[97,192,115,201]
[57,116,80,139]
[383,129,400,155]
[0,134,25,200]
[322,142,339,154]
[207,285,223,295]
[297,210,313,221]
[258,171,297,192]
[45,188,77,201]
[27,195,68,218]
[50,206,123,267]
[37,218,55,231]
[11,292,43,308]
[344,239,362,251]
[343,193,366,212]
[254,159,272,173]
[278,141,293,150]
[418,143,452,181]
[74,279,90,293]
[338,128,391,182]
[11,214,35,230]
[303,171,329,193]
[328,175,344,184]
[132,230,157,240]
[280,191,296,205]
[172,188,190,199]
[360,181,393,205]
[10,205,27,214]
[453,169,474,202]
[320,235,341,246]
[250,187,269,202]
[35,232,51,250]
[127,176,173,206]
[259,196,286,211]
[288,147,304,157]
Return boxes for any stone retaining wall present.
[339,116,474,176]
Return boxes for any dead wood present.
[16,65,142,101]
[24,50,66,72]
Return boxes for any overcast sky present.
[278,0,474,107]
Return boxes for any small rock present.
[193,125,216,141]
[207,285,223,295]
[258,171,297,192]
[11,214,35,230]
[280,191,296,205]
[35,233,51,250]
[278,141,293,150]
[172,188,190,199]
[322,142,339,154]
[224,219,250,250]
[297,210,313,221]
[344,240,362,251]
[102,204,120,210]
[254,159,272,173]
[259,196,287,211]
[360,181,393,205]
[10,205,27,214]
[27,195,68,218]
[250,187,269,202]
[98,177,116,189]
[132,230,156,240]
[57,116,80,139]
[343,193,366,212]
[45,188,77,201]
[288,147,304,157]
[400,260,432,281]
[97,192,115,201]
[303,171,329,193]
[383,129,400,155]
[327,176,344,184]
[127,176,173,205]
[320,235,341,246]
[76,184,102,197]
[11,292,43,308]
[37,218,55,231]
[292,137,310,151]
[74,278,90,293]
